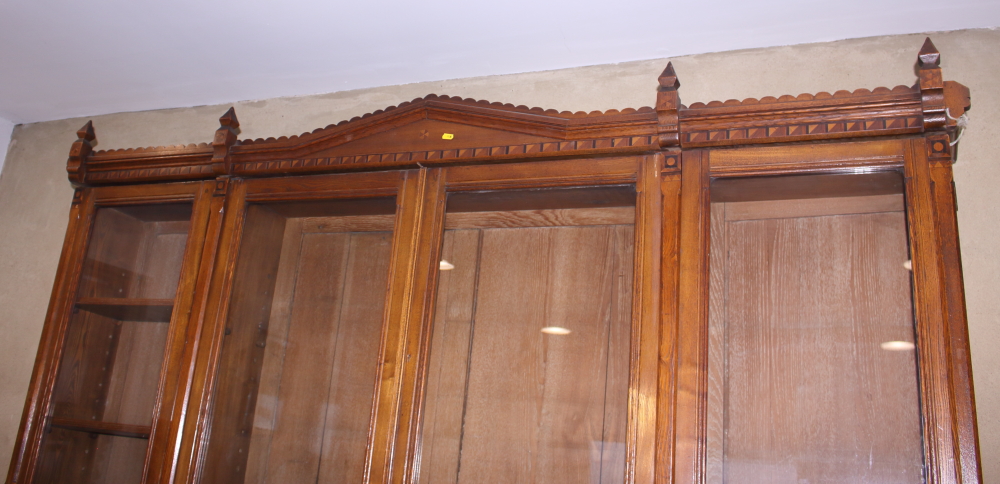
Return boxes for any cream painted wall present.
[1,29,996,481]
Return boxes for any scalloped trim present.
[685,85,915,109]
[235,94,655,147]
[92,142,211,156]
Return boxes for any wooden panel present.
[50,418,152,439]
[723,194,903,221]
[76,298,174,322]
[35,201,194,484]
[705,203,726,484]
[417,229,482,484]
[421,223,633,484]
[200,205,286,484]
[709,199,923,483]
[710,172,903,203]
[445,207,634,229]
[707,139,906,177]
[246,231,390,484]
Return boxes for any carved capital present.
[657,62,681,148]
[67,121,96,186]
[212,107,241,175]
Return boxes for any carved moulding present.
[68,38,969,186]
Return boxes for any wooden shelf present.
[76,297,173,322]
[49,417,151,439]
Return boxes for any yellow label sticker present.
[442,133,455,140]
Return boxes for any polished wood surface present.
[9,39,981,484]
[49,418,152,440]
[201,200,394,484]
[708,194,922,483]
[420,221,634,484]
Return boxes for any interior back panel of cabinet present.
[38,207,190,484]
[420,207,634,484]
[706,194,924,484]
[242,218,391,484]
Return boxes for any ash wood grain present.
[423,224,633,484]
[417,229,481,484]
[671,150,711,484]
[903,138,982,484]
[722,194,903,221]
[705,203,726,484]
[654,171,682,484]
[444,207,634,229]
[247,230,391,484]
[709,198,922,483]
[199,205,286,484]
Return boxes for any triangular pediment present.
[230,95,658,162]
[309,118,560,158]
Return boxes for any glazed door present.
[9,181,216,484]
[183,170,420,484]
[386,156,665,484]
[669,139,979,484]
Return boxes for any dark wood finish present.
[49,418,153,440]
[76,298,174,322]
[10,38,981,484]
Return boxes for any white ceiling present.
[1,0,997,125]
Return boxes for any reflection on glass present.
[420,187,636,484]
[36,203,192,484]
[201,198,396,484]
[706,173,924,483]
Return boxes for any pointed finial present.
[219,107,240,129]
[68,121,96,186]
[918,37,940,69]
[76,120,96,142]
[658,62,680,91]
[213,107,241,175]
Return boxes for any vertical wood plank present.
[199,204,286,484]
[926,160,983,484]
[704,204,726,484]
[672,150,711,484]
[655,170,682,484]
[721,211,922,483]
[631,154,662,484]
[416,229,481,484]
[904,138,974,484]
[165,180,239,484]
[376,169,447,484]
[451,225,632,484]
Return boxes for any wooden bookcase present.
[6,39,981,484]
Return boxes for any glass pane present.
[420,187,635,484]
[706,173,924,483]
[36,203,193,484]
[201,198,396,484]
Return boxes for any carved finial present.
[656,62,681,149]
[67,121,96,186]
[77,120,96,142]
[918,37,941,69]
[213,107,241,175]
[219,107,240,129]
[658,62,680,91]
[916,38,946,131]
